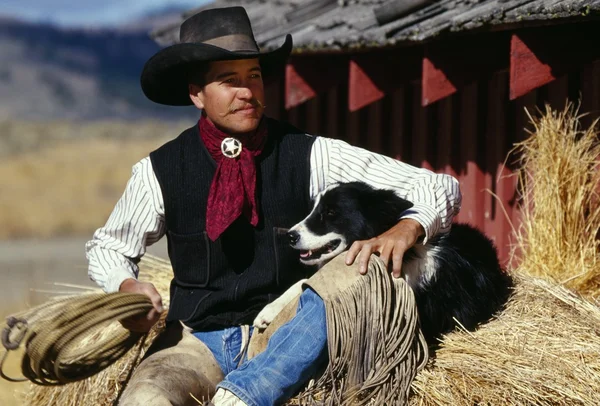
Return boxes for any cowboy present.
[85,6,461,406]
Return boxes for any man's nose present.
[237,86,253,100]
[287,230,300,246]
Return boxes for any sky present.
[0,0,211,27]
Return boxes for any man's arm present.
[85,157,166,331]
[309,137,462,276]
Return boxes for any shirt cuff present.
[104,267,138,293]
[399,203,441,244]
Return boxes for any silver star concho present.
[221,137,242,158]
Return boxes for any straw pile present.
[508,102,600,299]
[24,258,600,406]
[23,256,173,406]
[408,272,600,405]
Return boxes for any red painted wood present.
[305,97,321,135]
[510,23,600,100]
[436,97,457,179]
[546,74,569,110]
[509,34,555,100]
[412,81,433,171]
[388,86,406,161]
[580,59,600,130]
[348,49,421,112]
[422,35,509,107]
[486,71,516,267]
[325,87,340,138]
[285,64,317,109]
[422,55,457,106]
[366,99,384,153]
[456,82,486,228]
[349,60,385,111]
[285,55,349,110]
[264,77,283,120]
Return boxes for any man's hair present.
[187,62,211,88]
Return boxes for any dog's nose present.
[287,230,300,246]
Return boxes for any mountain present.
[113,4,195,34]
[0,16,198,121]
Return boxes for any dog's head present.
[287,182,414,266]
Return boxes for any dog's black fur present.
[290,181,513,348]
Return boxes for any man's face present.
[189,58,265,135]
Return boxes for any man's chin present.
[227,115,262,134]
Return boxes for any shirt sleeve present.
[84,156,166,293]
[309,136,462,244]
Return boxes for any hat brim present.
[140,34,292,106]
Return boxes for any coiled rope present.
[1,292,153,385]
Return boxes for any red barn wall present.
[264,58,600,268]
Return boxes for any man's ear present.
[189,84,204,110]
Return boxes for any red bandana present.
[199,115,268,241]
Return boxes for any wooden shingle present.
[150,0,600,51]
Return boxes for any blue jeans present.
[192,288,328,406]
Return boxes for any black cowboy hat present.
[140,6,292,106]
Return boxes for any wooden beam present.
[422,34,509,106]
[510,22,600,100]
[348,48,420,112]
[285,55,347,110]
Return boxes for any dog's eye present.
[326,209,336,217]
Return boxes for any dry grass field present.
[0,119,191,240]
[0,119,185,403]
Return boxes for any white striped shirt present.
[85,135,462,293]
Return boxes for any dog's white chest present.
[402,244,440,288]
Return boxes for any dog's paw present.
[253,303,282,330]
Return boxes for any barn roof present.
[150,0,600,52]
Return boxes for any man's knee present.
[299,287,325,313]
[119,380,185,406]
[119,321,224,406]
[119,352,221,405]
[297,287,328,345]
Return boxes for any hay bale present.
[409,272,600,405]
[509,102,600,299]
[19,260,600,405]
[23,255,173,406]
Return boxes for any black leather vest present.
[149,118,316,331]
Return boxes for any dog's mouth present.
[298,239,341,261]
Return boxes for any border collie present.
[254,181,513,347]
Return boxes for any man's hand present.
[345,219,425,278]
[118,278,164,333]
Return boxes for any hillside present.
[0,119,193,240]
[0,16,198,121]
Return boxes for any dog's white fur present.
[400,244,442,287]
[252,186,444,330]
[252,245,443,329]
[253,279,306,329]
[284,189,347,266]
[253,190,336,328]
